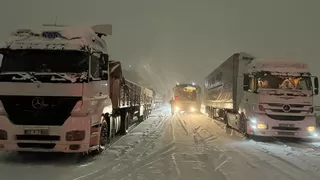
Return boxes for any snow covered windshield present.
[0,50,88,73]
[174,86,197,101]
[257,74,312,90]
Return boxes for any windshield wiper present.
[0,72,38,82]
[34,72,75,83]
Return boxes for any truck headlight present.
[66,130,86,141]
[190,107,195,112]
[175,107,180,111]
[307,126,315,132]
[257,123,268,129]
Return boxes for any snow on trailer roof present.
[252,59,310,74]
[1,24,112,53]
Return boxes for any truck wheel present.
[240,114,247,135]
[92,121,109,155]
[138,114,144,122]
[144,110,148,120]
[224,113,230,128]
[119,112,129,135]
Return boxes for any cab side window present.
[91,54,100,79]
[248,76,257,92]
[249,77,254,90]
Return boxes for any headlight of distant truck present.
[307,126,315,132]
[190,107,195,112]
[175,107,180,111]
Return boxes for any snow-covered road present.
[1,106,320,180]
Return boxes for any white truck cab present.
[241,60,319,138]
[0,24,152,153]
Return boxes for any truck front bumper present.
[246,114,318,139]
[0,115,91,153]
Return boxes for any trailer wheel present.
[144,109,148,120]
[119,111,129,135]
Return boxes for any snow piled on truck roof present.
[252,59,310,73]
[1,25,109,52]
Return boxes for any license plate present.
[278,132,295,136]
[24,129,49,135]
[279,123,294,128]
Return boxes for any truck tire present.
[224,112,230,128]
[119,111,129,135]
[92,119,109,155]
[144,109,148,120]
[239,114,248,135]
[138,115,144,122]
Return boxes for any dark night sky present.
[1,0,320,102]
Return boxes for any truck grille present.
[267,103,306,113]
[265,103,309,120]
[270,109,302,113]
[266,115,305,121]
[16,135,60,141]
[17,143,56,149]
[272,127,300,131]
[0,96,81,126]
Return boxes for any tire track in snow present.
[198,113,317,179]
[173,113,229,179]
[98,114,179,180]
[70,109,171,180]
[92,113,177,179]
[259,140,320,170]
[252,142,320,179]
[175,114,189,136]
[228,146,297,180]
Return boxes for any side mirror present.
[243,74,250,91]
[314,77,319,95]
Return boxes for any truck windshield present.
[257,74,312,90]
[0,50,88,73]
[174,86,197,101]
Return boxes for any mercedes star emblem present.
[282,104,291,112]
[32,97,44,109]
